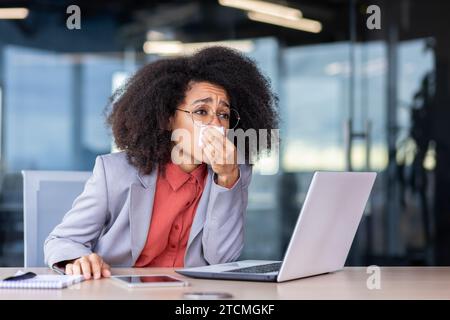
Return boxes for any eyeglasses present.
[176,106,241,129]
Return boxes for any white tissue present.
[198,125,225,147]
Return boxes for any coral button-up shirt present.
[134,161,208,268]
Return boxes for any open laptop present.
[176,171,377,282]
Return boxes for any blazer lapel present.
[129,167,158,265]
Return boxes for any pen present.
[2,272,37,281]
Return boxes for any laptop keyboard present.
[225,262,282,274]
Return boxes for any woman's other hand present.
[65,253,111,280]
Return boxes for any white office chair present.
[21,170,92,267]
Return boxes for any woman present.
[44,46,278,280]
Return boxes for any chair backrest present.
[21,170,91,267]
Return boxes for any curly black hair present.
[105,46,279,175]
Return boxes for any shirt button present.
[171,244,176,249]
[174,225,179,230]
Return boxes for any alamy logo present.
[366,265,381,290]
[66,5,81,30]
[366,5,381,30]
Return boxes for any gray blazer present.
[44,151,252,268]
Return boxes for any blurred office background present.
[0,0,448,267]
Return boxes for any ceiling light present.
[143,39,254,56]
[143,41,184,55]
[0,8,29,19]
[247,11,322,33]
[219,0,302,20]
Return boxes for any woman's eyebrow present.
[192,97,212,105]
[192,97,230,107]
[220,100,230,108]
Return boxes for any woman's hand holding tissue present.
[201,126,239,189]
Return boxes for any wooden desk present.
[0,267,449,300]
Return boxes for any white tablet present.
[111,275,189,288]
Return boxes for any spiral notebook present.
[0,271,84,289]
